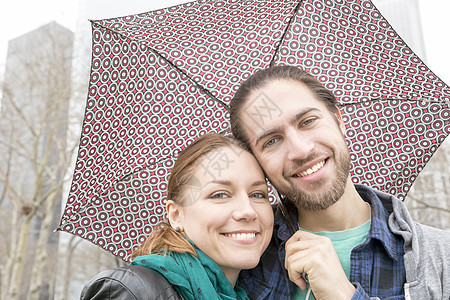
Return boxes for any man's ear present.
[335,107,346,134]
[166,200,183,230]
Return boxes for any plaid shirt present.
[238,185,405,299]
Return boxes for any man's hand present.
[285,230,356,300]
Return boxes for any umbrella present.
[57,0,450,261]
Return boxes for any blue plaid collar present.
[355,185,399,261]
[275,184,399,261]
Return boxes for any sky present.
[0,0,449,85]
[0,0,190,77]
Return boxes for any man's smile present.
[293,160,326,178]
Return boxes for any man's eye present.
[263,137,278,148]
[301,118,316,127]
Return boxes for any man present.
[229,65,450,299]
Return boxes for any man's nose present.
[285,129,314,161]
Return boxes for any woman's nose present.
[232,195,258,221]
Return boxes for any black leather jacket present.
[80,265,182,299]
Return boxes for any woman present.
[81,133,274,299]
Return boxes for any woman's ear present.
[166,200,183,230]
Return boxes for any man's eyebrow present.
[253,107,319,147]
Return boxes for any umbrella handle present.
[276,192,296,234]
[276,192,309,284]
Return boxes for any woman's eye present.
[249,192,267,199]
[209,191,229,199]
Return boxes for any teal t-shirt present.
[293,220,370,300]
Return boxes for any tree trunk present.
[6,214,33,300]
[27,191,61,300]
[1,206,19,300]
[61,236,80,300]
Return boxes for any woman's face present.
[170,145,274,284]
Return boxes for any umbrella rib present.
[100,128,232,196]
[91,21,231,113]
[148,50,230,112]
[269,0,304,67]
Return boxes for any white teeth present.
[297,161,325,177]
[224,233,256,239]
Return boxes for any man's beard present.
[282,150,351,211]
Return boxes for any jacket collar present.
[355,184,399,261]
[274,184,400,261]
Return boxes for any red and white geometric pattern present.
[58,0,450,261]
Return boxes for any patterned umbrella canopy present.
[58,0,450,261]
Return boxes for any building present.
[0,21,73,300]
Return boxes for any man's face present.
[240,79,351,211]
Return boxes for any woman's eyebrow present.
[252,180,267,187]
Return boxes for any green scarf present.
[130,243,249,300]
